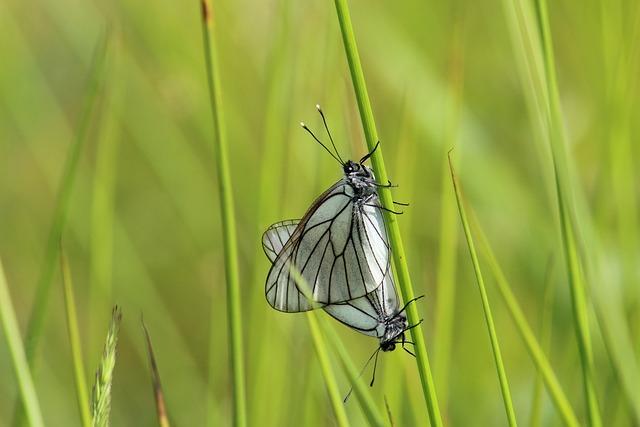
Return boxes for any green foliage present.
[0,0,638,425]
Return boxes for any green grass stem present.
[471,214,579,427]
[60,249,92,427]
[332,1,442,424]
[449,156,517,427]
[306,313,351,427]
[0,258,44,427]
[533,1,602,424]
[199,2,247,426]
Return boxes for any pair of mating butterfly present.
[262,105,422,389]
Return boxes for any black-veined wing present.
[263,218,399,340]
[263,180,390,312]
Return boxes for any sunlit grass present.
[0,0,638,425]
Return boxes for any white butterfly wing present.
[263,180,390,312]
[263,219,400,339]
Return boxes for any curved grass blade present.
[199,1,247,426]
[13,32,109,425]
[533,1,602,424]
[332,1,442,424]
[433,21,464,413]
[529,259,557,427]
[91,306,122,427]
[0,258,44,427]
[502,0,639,421]
[21,30,109,368]
[306,312,351,427]
[60,248,91,427]
[449,155,517,427]
[471,213,579,427]
[141,318,171,427]
[323,322,386,427]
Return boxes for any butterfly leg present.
[366,203,404,215]
[374,180,398,188]
[400,334,417,357]
[359,141,381,164]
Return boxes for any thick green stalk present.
[0,258,44,427]
[332,1,442,424]
[449,157,517,427]
[472,216,578,427]
[60,250,92,427]
[533,1,602,425]
[199,2,247,426]
[307,313,350,427]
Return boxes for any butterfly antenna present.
[316,104,344,165]
[359,140,380,164]
[300,122,343,166]
[343,347,381,403]
[370,346,382,387]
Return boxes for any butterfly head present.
[379,312,408,352]
[344,160,375,180]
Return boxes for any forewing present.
[265,180,390,312]
[263,216,400,339]
[353,199,391,292]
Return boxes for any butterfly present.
[263,218,422,399]
[264,105,399,313]
[263,219,420,353]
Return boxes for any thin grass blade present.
[60,248,91,427]
[141,318,171,427]
[22,30,109,369]
[306,312,351,427]
[199,1,247,426]
[0,258,44,427]
[433,20,464,413]
[471,212,579,427]
[449,155,517,426]
[323,322,386,427]
[529,259,557,427]
[533,1,602,424]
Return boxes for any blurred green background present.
[1,0,639,425]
